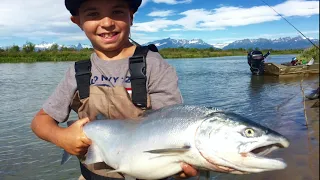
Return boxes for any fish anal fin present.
[83,143,104,165]
[144,145,191,154]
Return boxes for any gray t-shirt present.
[43,51,183,123]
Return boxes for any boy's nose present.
[100,16,115,28]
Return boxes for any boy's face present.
[71,0,133,52]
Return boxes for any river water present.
[0,55,318,180]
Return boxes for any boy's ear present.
[130,12,134,26]
[70,16,82,29]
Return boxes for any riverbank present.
[304,82,319,141]
[0,48,304,63]
[305,98,319,139]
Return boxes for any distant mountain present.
[67,43,93,50]
[212,42,230,49]
[34,42,92,51]
[143,38,217,49]
[2,36,318,51]
[35,42,58,50]
[223,36,319,50]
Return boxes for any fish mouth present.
[236,139,290,173]
[249,143,285,156]
[216,143,288,174]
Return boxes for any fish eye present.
[244,128,255,137]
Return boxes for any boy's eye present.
[86,12,99,17]
[113,10,124,15]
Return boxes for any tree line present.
[0,42,307,63]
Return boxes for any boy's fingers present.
[73,117,91,146]
[177,173,187,179]
[181,163,198,177]
[78,117,90,126]
[80,135,92,145]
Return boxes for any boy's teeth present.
[102,33,115,38]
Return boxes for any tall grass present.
[297,46,320,62]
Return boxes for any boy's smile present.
[98,32,120,43]
[71,0,134,58]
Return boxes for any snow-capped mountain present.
[223,36,319,50]
[143,38,216,49]
[2,36,318,51]
[35,42,59,50]
[212,42,230,49]
[34,42,92,51]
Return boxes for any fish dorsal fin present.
[144,145,191,154]
[83,143,104,165]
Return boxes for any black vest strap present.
[74,44,158,106]
[129,46,151,109]
[75,60,92,99]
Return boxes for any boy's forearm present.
[31,109,65,148]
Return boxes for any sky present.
[0,0,319,48]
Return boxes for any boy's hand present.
[175,163,198,179]
[59,117,92,156]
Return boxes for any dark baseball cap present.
[65,0,142,15]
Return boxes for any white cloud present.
[0,0,70,26]
[152,0,192,5]
[134,0,319,32]
[274,0,320,17]
[132,18,176,32]
[0,0,78,44]
[59,34,88,41]
[148,10,175,17]
[0,0,318,46]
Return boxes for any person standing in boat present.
[30,0,198,179]
[291,57,298,66]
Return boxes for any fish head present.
[194,111,290,174]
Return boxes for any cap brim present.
[65,0,142,15]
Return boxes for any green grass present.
[0,47,305,63]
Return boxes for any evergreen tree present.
[50,43,59,51]
[22,42,35,53]
[8,45,20,53]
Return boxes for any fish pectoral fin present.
[83,143,104,165]
[144,145,191,154]
[61,150,72,165]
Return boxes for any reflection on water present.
[0,55,318,180]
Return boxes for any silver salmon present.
[62,105,289,179]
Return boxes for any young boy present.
[31,0,197,179]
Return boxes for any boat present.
[247,50,270,75]
[264,62,319,76]
[247,50,319,76]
